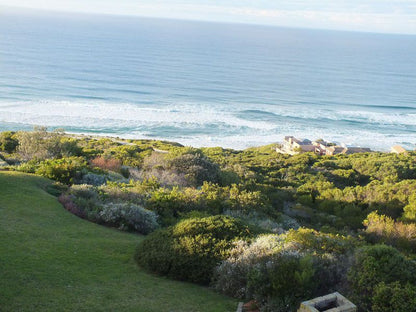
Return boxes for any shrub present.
[212,229,356,311]
[142,152,221,187]
[69,184,98,200]
[348,244,416,311]
[285,228,358,255]
[45,182,67,197]
[166,153,220,186]
[364,211,416,252]
[16,159,39,173]
[135,215,252,284]
[59,194,86,218]
[53,137,82,157]
[98,202,159,234]
[67,184,101,220]
[372,282,416,312]
[248,253,316,312]
[79,172,108,186]
[0,131,18,153]
[36,157,88,184]
[60,185,159,234]
[17,128,80,160]
[212,236,285,299]
[146,182,272,226]
[90,156,122,172]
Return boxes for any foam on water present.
[1,99,415,150]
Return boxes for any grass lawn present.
[0,171,237,312]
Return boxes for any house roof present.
[344,147,372,154]
[326,146,347,154]
[284,136,299,142]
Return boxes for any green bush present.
[372,282,416,312]
[285,227,358,255]
[145,182,271,226]
[36,157,88,184]
[348,244,416,311]
[135,215,252,284]
[16,159,39,173]
[0,131,18,153]
[364,211,416,252]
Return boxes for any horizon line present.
[1,5,415,36]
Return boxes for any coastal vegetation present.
[1,128,416,311]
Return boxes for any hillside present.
[1,130,416,311]
[0,171,237,312]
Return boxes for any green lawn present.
[0,171,237,312]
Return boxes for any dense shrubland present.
[1,128,416,311]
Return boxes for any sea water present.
[1,8,416,150]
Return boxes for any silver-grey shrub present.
[213,234,314,311]
[212,234,288,298]
[79,172,107,186]
[98,202,159,234]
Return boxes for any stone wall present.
[298,292,356,312]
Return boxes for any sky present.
[1,0,416,34]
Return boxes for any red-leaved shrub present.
[90,156,121,172]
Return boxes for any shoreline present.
[3,128,410,153]
[59,130,410,153]
[1,122,415,152]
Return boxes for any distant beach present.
[0,9,416,150]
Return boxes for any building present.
[391,145,408,154]
[325,146,372,156]
[312,140,330,155]
[344,147,372,154]
[282,136,316,154]
[278,136,372,156]
[325,146,347,156]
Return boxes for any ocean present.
[1,8,416,150]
